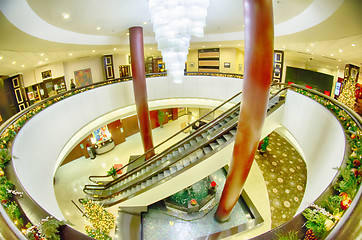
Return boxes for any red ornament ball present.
[353,159,361,167]
[341,197,352,210]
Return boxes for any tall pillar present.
[214,0,274,222]
[129,26,155,159]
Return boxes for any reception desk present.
[95,138,115,155]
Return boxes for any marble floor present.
[53,114,303,239]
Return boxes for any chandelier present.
[148,0,210,83]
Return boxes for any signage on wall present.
[273,50,284,83]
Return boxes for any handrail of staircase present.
[84,84,290,193]
[88,89,244,183]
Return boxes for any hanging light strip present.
[149,0,210,83]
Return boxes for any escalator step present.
[182,158,191,167]
[227,116,233,121]
[196,136,203,142]
[201,132,208,138]
[167,153,173,159]
[223,133,233,141]
[178,146,185,152]
[176,161,184,170]
[184,143,191,149]
[210,142,219,150]
[230,129,237,136]
[189,154,198,163]
[156,160,162,166]
[216,138,226,145]
[158,172,164,180]
[190,140,197,145]
[162,156,168,163]
[203,146,212,154]
[173,150,179,157]
[195,149,204,158]
[221,120,228,125]
[164,170,171,177]
[207,129,214,134]
[170,166,177,174]
[146,179,152,186]
[152,176,158,183]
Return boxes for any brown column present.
[215,0,274,222]
[129,26,155,159]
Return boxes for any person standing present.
[70,79,76,89]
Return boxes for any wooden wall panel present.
[123,115,140,138]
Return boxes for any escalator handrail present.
[88,89,244,182]
[84,85,290,195]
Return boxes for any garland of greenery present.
[296,89,361,240]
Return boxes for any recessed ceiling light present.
[338,59,341,62]
[202,46,205,48]
[21,65,25,68]
[218,44,222,47]
[114,48,117,51]
[150,47,152,50]
[12,61,16,64]
[242,25,245,28]
[45,58,48,61]
[339,49,343,52]
[39,61,42,65]
[96,27,101,30]
[282,45,286,49]
[40,53,44,56]
[63,13,70,19]
[69,53,72,56]
[92,50,95,52]
[330,53,334,56]
[0,56,3,60]
[352,43,356,47]
[126,32,129,36]
[238,44,240,46]
[310,43,314,46]
[143,22,148,25]
[306,49,310,52]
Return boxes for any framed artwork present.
[14,88,23,103]
[106,66,114,78]
[12,77,19,88]
[224,62,231,68]
[19,103,25,111]
[41,70,52,79]
[105,56,112,65]
[74,68,93,87]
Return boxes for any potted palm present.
[158,110,166,128]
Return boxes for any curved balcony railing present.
[0,73,360,239]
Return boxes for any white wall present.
[63,57,103,89]
[34,62,65,84]
[281,90,345,214]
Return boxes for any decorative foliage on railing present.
[296,89,361,240]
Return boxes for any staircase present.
[82,87,287,207]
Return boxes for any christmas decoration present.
[82,199,115,240]
[338,78,357,110]
[340,194,352,210]
[190,199,197,206]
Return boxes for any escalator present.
[82,86,288,207]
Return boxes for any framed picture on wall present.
[14,88,23,104]
[42,70,52,79]
[74,68,93,87]
[12,77,20,88]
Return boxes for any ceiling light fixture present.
[21,65,25,67]
[143,22,148,25]
[63,13,70,19]
[310,43,314,46]
[339,49,343,52]
[126,32,129,36]
[0,56,3,60]
[202,46,205,48]
[114,48,117,51]
[92,50,95,52]
[219,44,222,47]
[39,62,42,65]
[338,59,341,61]
[12,61,16,64]
[69,53,72,56]
[40,53,44,56]
[331,53,334,56]
[352,43,356,47]
[96,27,101,30]
[149,0,210,83]
[306,49,310,52]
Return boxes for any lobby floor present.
[54,114,306,239]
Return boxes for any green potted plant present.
[259,135,270,153]
[107,166,117,178]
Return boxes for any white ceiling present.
[0,0,361,76]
